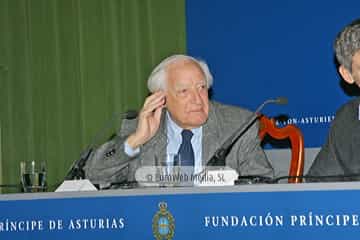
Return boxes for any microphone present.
[254,97,287,113]
[64,110,138,180]
[207,97,288,167]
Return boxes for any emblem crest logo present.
[152,202,175,240]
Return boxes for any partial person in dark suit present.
[307,18,360,181]
[84,54,274,187]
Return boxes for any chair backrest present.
[258,115,304,183]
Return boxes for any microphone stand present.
[64,148,93,180]
[207,97,288,167]
[207,114,259,166]
[64,110,138,180]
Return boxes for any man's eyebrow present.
[196,80,206,85]
[174,82,188,88]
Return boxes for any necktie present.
[177,130,195,166]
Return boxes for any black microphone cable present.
[235,173,360,184]
[274,173,360,183]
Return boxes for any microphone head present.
[275,97,288,105]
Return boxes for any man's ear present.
[339,65,355,84]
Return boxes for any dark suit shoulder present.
[308,97,360,179]
[331,97,360,130]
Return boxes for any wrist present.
[126,134,143,149]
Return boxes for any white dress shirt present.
[124,112,203,174]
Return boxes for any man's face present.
[165,60,209,129]
[351,50,360,87]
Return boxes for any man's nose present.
[190,89,202,103]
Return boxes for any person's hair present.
[147,54,213,92]
[334,18,360,72]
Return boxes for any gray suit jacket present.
[84,101,274,186]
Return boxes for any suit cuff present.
[124,141,140,157]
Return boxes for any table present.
[1,182,360,239]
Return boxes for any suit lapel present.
[141,110,168,165]
[141,105,221,166]
[202,102,221,166]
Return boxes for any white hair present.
[147,54,213,92]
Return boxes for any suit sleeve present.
[232,120,274,178]
[84,119,139,186]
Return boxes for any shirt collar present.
[166,111,202,137]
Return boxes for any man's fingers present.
[143,91,165,106]
[154,105,164,122]
[141,93,165,116]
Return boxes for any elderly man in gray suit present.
[84,54,274,188]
